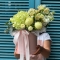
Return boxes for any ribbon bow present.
[12,30,30,60]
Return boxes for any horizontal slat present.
[42,1,60,3]
[0,57,17,60]
[0,1,29,2]
[0,3,29,6]
[47,27,60,28]
[46,4,60,6]
[0,5,29,8]
[0,53,13,55]
[0,50,14,52]
[0,8,28,10]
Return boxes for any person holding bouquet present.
[5,5,54,60]
[14,27,52,60]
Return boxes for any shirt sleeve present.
[43,33,51,41]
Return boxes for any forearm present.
[40,46,51,58]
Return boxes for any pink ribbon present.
[13,30,30,60]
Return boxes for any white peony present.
[28,26,33,31]
[34,22,42,30]
[20,24,25,29]
[43,7,50,14]
[37,5,46,10]
[25,17,33,26]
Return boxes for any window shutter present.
[41,0,60,60]
[0,0,34,60]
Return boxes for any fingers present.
[30,55,36,58]
[14,52,20,59]
[36,45,40,49]
[33,47,40,55]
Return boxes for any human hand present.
[14,52,20,59]
[32,45,42,55]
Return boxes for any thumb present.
[36,45,40,49]
[33,46,40,55]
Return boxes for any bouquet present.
[5,4,54,33]
[5,5,55,60]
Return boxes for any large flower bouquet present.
[5,5,55,60]
[5,5,54,33]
